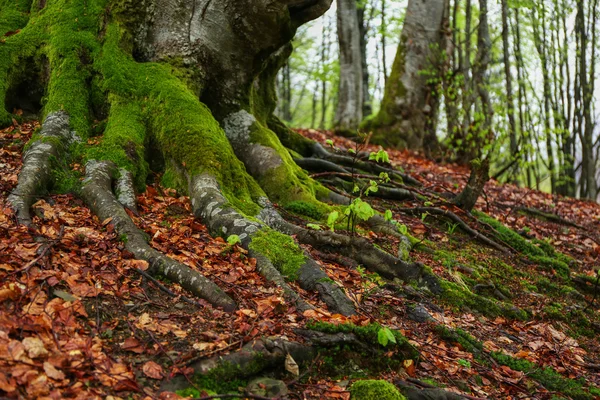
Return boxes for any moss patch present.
[439,280,528,320]
[350,380,406,400]
[248,229,306,280]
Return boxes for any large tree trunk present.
[334,0,363,133]
[363,0,446,151]
[4,0,438,321]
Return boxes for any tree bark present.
[334,0,363,133]
[364,0,446,152]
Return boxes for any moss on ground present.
[437,325,600,399]
[491,352,599,400]
[439,280,528,320]
[306,321,410,351]
[350,380,406,400]
[248,229,306,280]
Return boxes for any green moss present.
[435,326,484,357]
[350,380,406,400]
[96,23,263,216]
[247,121,320,205]
[284,200,325,220]
[436,326,600,398]
[248,229,305,280]
[84,95,149,190]
[0,0,32,37]
[440,280,528,320]
[476,212,546,257]
[491,352,598,400]
[307,321,409,349]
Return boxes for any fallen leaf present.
[43,362,65,381]
[285,353,299,376]
[143,361,164,379]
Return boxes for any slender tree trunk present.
[501,0,518,181]
[334,0,363,132]
[381,0,388,83]
[357,1,372,118]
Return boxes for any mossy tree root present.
[80,160,237,311]
[160,336,316,394]
[397,207,509,253]
[258,202,441,292]
[8,111,73,226]
[189,174,356,316]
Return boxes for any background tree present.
[334,0,364,132]
[363,0,449,153]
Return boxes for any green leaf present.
[369,152,377,161]
[377,327,397,347]
[327,211,339,231]
[398,224,408,235]
[347,148,356,154]
[424,201,433,206]
[226,235,241,245]
[326,139,334,147]
[306,223,322,230]
[384,210,393,221]
[377,328,389,347]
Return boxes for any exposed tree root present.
[328,176,416,201]
[258,201,441,292]
[397,206,509,253]
[160,337,315,393]
[295,157,351,174]
[189,173,356,316]
[514,206,585,229]
[311,142,422,186]
[7,111,72,226]
[114,168,138,214]
[81,160,237,311]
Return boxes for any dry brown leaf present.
[142,361,164,379]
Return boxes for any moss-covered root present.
[81,160,236,311]
[258,202,440,293]
[249,249,313,313]
[189,174,356,316]
[8,111,73,225]
[350,380,406,400]
[160,337,315,394]
[221,109,320,205]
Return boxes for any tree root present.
[81,160,237,311]
[160,336,315,393]
[189,174,356,316]
[8,111,72,226]
[295,157,350,174]
[397,206,509,253]
[258,201,441,293]
[311,142,422,186]
[514,206,585,229]
[114,168,138,214]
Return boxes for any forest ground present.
[1,120,599,400]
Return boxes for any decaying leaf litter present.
[1,122,599,399]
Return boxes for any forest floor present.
[1,121,599,400]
